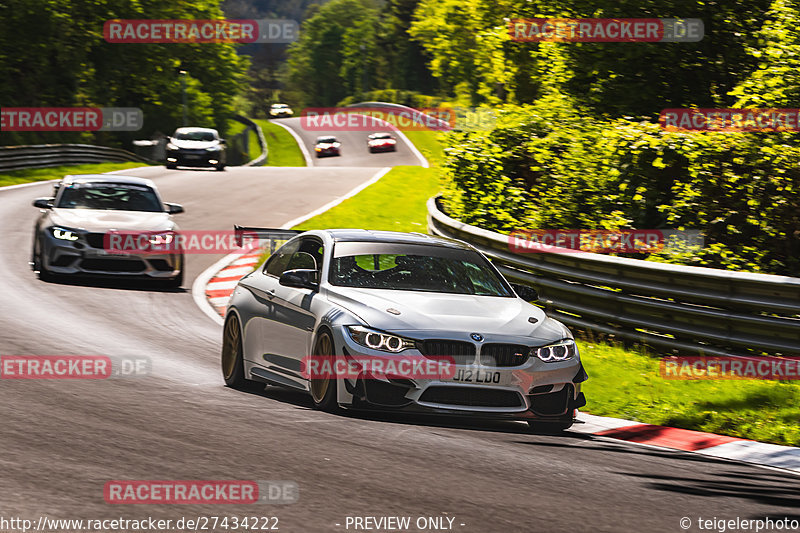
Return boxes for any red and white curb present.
[574,412,800,474]
[204,251,263,318]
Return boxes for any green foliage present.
[731,0,800,107]
[0,0,249,147]
[441,100,800,276]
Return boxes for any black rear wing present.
[234,225,303,252]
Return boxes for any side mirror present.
[219,138,226,145]
[279,269,319,290]
[33,197,54,209]
[512,283,539,302]
[164,203,184,214]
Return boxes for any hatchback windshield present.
[56,183,163,212]
[330,242,512,296]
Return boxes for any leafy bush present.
[441,99,800,276]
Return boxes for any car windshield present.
[273,104,287,108]
[317,137,337,143]
[372,133,392,139]
[175,131,216,141]
[329,242,512,296]
[56,183,163,212]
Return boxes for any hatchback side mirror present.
[165,203,184,214]
[33,197,54,209]
[279,269,319,290]
[512,283,539,302]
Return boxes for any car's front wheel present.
[32,236,55,282]
[309,330,339,412]
[221,313,262,391]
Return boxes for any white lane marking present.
[279,166,391,229]
[191,166,393,324]
[269,119,313,166]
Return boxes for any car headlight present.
[206,146,221,152]
[52,227,79,241]
[166,143,178,150]
[531,339,578,362]
[148,232,175,245]
[346,326,416,353]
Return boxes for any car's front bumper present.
[332,327,587,419]
[166,150,224,167]
[39,229,182,278]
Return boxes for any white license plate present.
[450,367,510,385]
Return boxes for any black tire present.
[309,330,339,412]
[33,236,55,282]
[215,164,225,171]
[221,313,263,391]
[166,164,177,170]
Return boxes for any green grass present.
[295,165,439,232]
[580,340,800,446]
[0,162,151,188]
[402,130,446,167]
[253,119,306,167]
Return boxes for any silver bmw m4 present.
[222,229,587,430]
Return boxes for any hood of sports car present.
[326,287,566,342]
[47,208,174,232]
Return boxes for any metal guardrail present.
[0,144,152,172]
[427,196,800,358]
[232,115,268,167]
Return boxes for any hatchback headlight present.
[532,339,577,362]
[148,232,175,245]
[346,326,415,353]
[52,227,79,241]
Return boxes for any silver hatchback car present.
[222,230,587,431]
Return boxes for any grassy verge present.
[581,341,800,446]
[255,127,800,446]
[253,119,306,167]
[0,162,151,188]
